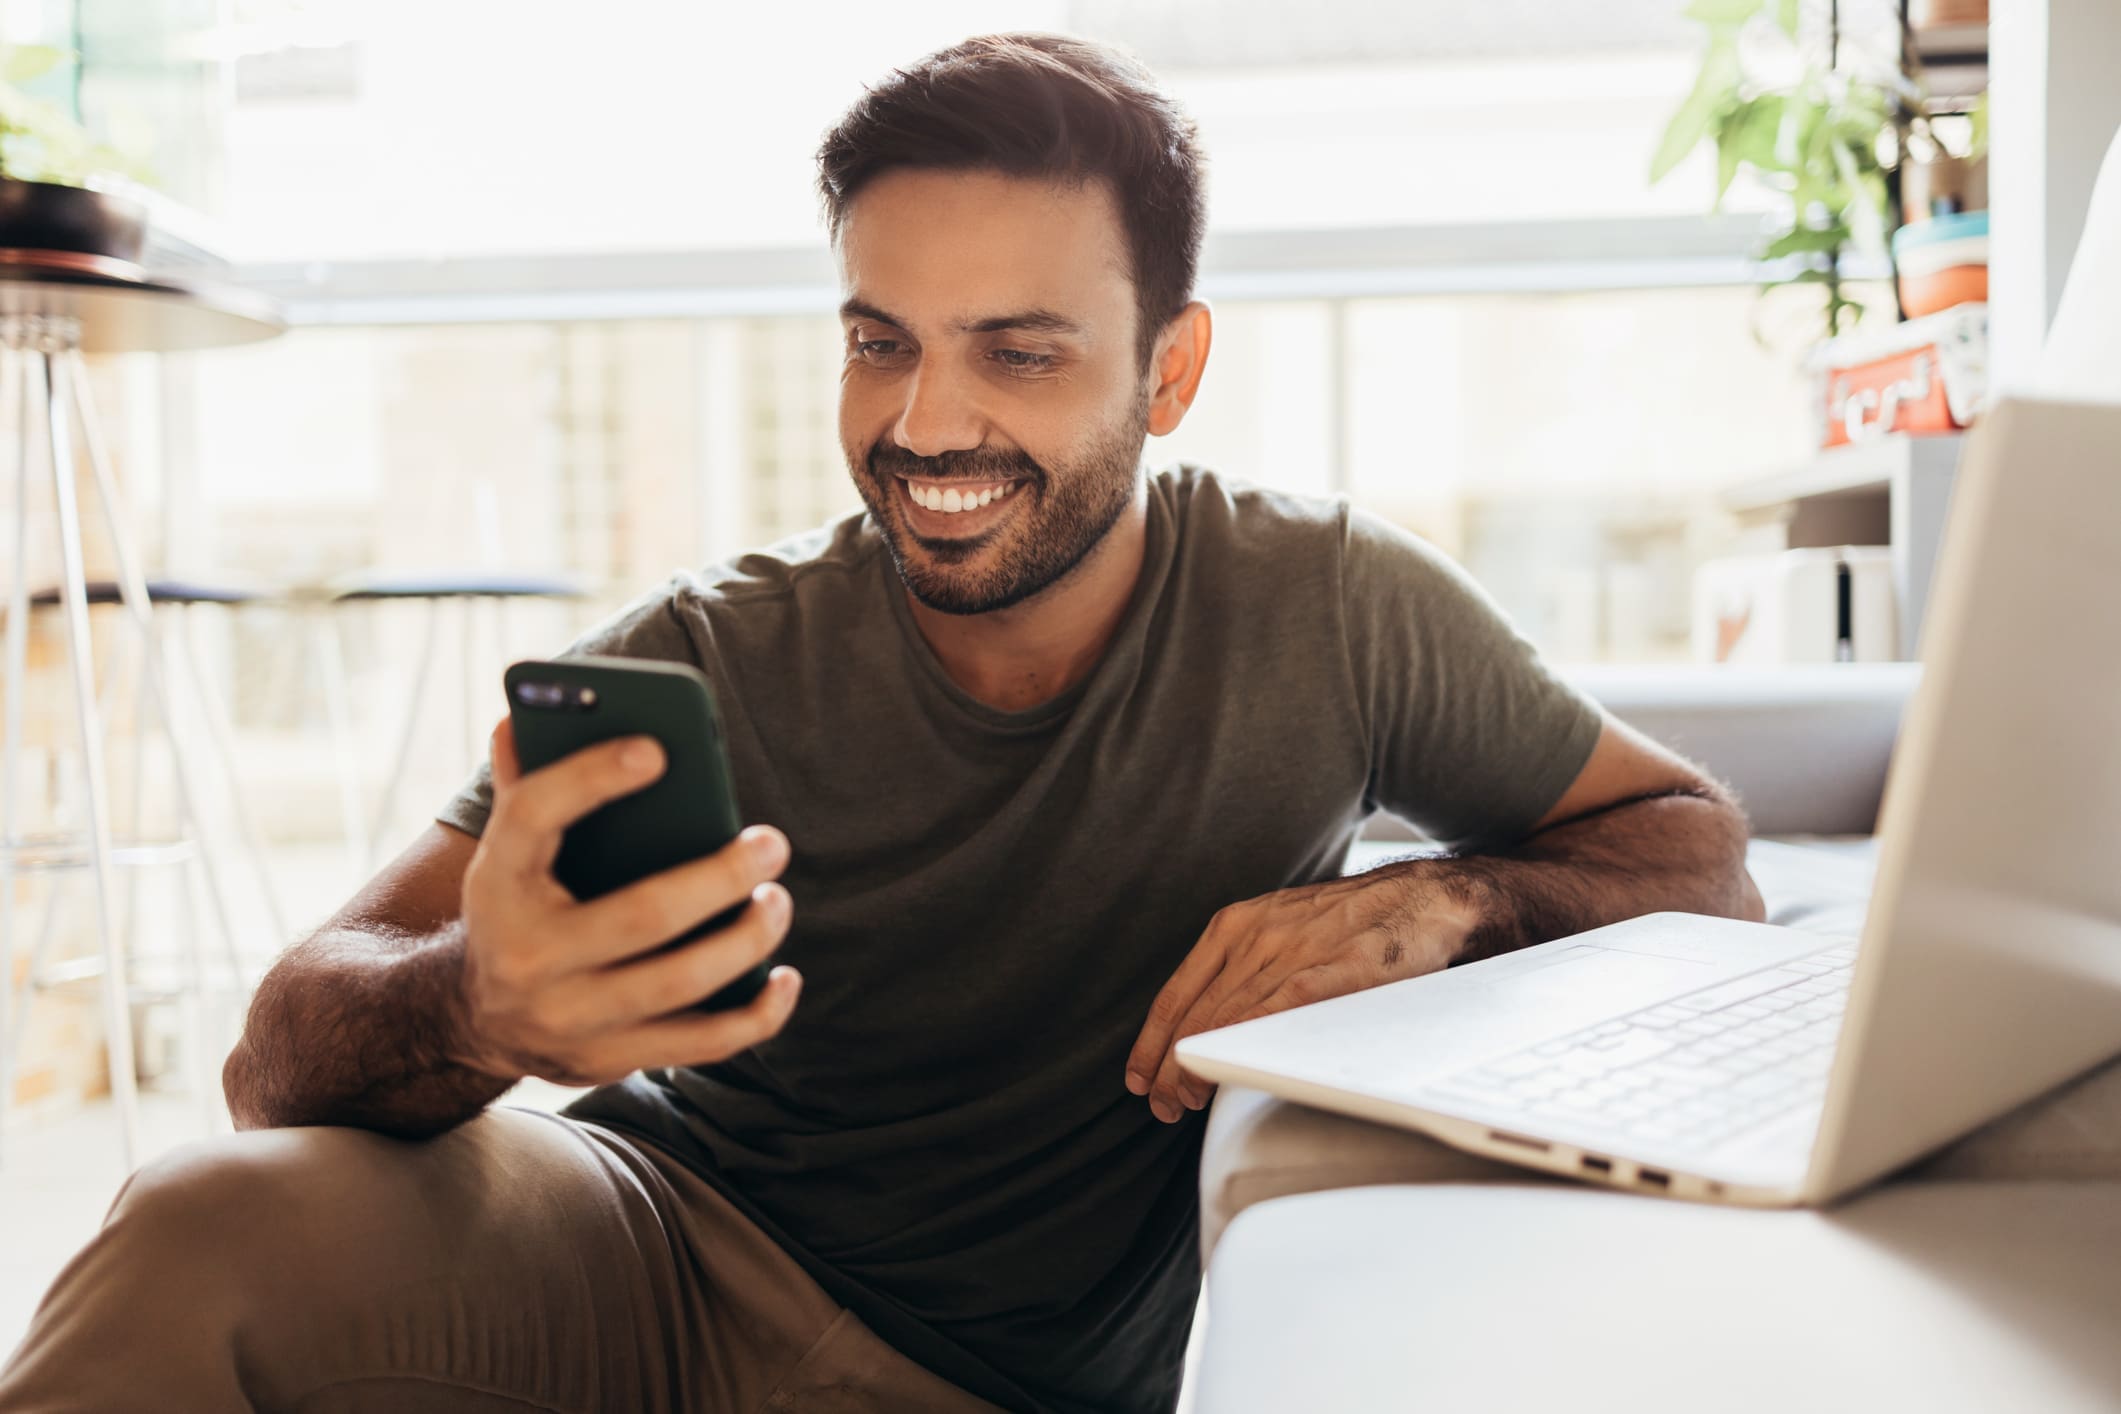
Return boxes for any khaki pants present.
[0,1107,1006,1414]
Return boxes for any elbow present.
[1735,865,1768,924]
[1708,788,1765,924]
[221,1035,278,1131]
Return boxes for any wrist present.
[1369,858,1490,971]
[418,922,522,1084]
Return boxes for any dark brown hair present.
[817,33,1206,369]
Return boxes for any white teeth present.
[908,480,1018,513]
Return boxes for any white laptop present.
[1178,393,2121,1206]
[1179,116,2121,1208]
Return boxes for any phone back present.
[503,656,743,906]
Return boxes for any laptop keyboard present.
[1422,947,1858,1151]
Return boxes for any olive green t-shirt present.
[437,466,1601,1413]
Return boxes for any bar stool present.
[5,579,284,1139]
[0,256,283,1170]
[323,569,590,868]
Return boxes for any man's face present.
[835,168,1151,616]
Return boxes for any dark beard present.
[852,402,1146,616]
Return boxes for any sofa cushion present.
[1196,1182,2121,1414]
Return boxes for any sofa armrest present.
[1568,663,1919,837]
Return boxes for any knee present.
[105,1127,384,1276]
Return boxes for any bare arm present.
[1129,716,1766,1119]
[223,722,804,1139]
[222,825,508,1137]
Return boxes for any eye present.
[990,348,1056,372]
[854,338,909,366]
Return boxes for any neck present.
[904,484,1150,714]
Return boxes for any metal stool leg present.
[311,606,369,884]
[42,346,139,1169]
[175,812,215,1132]
[66,350,247,997]
[367,597,443,869]
[0,872,72,1134]
[170,602,290,954]
[1,348,29,1159]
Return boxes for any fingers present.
[1156,965,1360,1119]
[585,882,793,1024]
[572,826,790,966]
[1124,917,1233,1099]
[572,965,804,1082]
[482,733,668,881]
[489,716,521,790]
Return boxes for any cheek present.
[838,376,894,459]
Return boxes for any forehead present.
[834,168,1133,331]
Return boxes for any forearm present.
[1380,787,1764,968]
[222,920,514,1139]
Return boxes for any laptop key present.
[1673,968,1815,1014]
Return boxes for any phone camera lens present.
[514,681,563,708]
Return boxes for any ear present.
[1145,301,1213,437]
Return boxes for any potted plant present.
[0,43,155,264]
[1649,0,1917,343]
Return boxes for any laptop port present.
[1638,1168,1672,1190]
[1580,1154,1614,1175]
[1487,1130,1551,1153]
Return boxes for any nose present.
[893,361,987,460]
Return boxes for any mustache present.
[868,441,1045,486]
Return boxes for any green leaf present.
[1761,224,1844,260]
[0,45,66,84]
[1831,136,1887,253]
[1714,135,1742,207]
[1775,0,1801,35]
[1729,95,1788,171]
[1650,37,1742,183]
[1685,0,1766,26]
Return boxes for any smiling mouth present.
[899,476,1023,515]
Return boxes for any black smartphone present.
[503,654,772,1013]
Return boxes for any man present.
[0,32,1761,1414]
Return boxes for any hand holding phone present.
[448,658,800,1087]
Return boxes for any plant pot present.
[1910,0,1986,25]
[1893,210,1988,319]
[0,178,148,264]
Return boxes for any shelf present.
[1723,434,1961,513]
[1722,433,1966,659]
[1909,21,1989,62]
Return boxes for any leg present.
[42,348,139,1167]
[1,347,29,1159]
[0,1106,1005,1414]
[367,597,443,868]
[308,604,368,885]
[1,1109,696,1413]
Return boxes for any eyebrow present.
[839,298,1084,338]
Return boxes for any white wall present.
[1989,0,2121,389]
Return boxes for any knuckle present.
[1146,990,1183,1027]
[616,886,681,945]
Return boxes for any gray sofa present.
[1189,664,2121,1412]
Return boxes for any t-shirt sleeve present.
[1339,504,1603,853]
[434,579,705,840]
